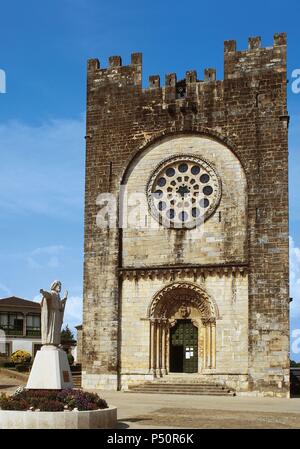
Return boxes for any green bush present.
[39,400,64,412]
[0,394,27,411]
[0,356,10,366]
[67,353,74,366]
[3,362,15,368]
[16,364,30,372]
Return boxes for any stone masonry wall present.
[120,274,248,379]
[82,33,289,396]
[122,135,247,267]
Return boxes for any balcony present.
[0,327,23,336]
[26,329,41,337]
[0,327,41,338]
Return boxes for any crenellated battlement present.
[87,52,142,72]
[224,32,286,53]
[224,33,286,79]
[87,33,287,104]
[87,52,142,88]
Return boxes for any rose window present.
[147,155,221,228]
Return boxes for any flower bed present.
[0,388,117,429]
[0,388,108,412]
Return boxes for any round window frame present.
[146,154,222,229]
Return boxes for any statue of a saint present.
[40,280,68,346]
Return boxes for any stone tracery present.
[146,155,222,229]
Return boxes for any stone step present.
[129,385,229,391]
[72,372,82,388]
[127,382,235,396]
[129,386,231,391]
[139,382,226,386]
[154,379,227,385]
[129,383,229,388]
[126,389,235,396]
[128,388,231,395]
[155,380,221,384]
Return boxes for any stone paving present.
[0,370,26,395]
[97,390,300,429]
[1,371,300,429]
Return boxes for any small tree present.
[61,325,74,342]
[291,360,300,368]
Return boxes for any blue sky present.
[0,0,299,359]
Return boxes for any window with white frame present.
[26,314,41,337]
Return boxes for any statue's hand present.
[40,289,44,295]
[64,290,68,300]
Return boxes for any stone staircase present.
[126,377,235,396]
[71,370,82,389]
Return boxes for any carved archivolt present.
[148,282,219,324]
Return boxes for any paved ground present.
[1,370,300,429]
[0,369,26,395]
[96,390,300,429]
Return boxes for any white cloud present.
[48,257,60,268]
[26,245,65,269]
[0,117,85,218]
[0,282,12,297]
[63,295,83,331]
[290,236,300,319]
[31,245,65,256]
[27,257,41,269]
[0,245,67,271]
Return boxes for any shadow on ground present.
[116,407,300,429]
[0,385,17,390]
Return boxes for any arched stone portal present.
[148,282,218,376]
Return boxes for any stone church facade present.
[82,33,289,397]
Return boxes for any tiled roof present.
[0,296,40,308]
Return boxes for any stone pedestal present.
[26,345,73,390]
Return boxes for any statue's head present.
[179,302,191,319]
[50,280,61,293]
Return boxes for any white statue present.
[40,280,68,346]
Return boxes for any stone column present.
[207,323,212,369]
[203,325,207,369]
[156,320,161,377]
[149,319,156,375]
[211,321,216,369]
[166,321,170,374]
[161,319,167,375]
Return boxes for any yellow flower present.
[11,350,31,364]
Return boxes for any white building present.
[0,296,42,359]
